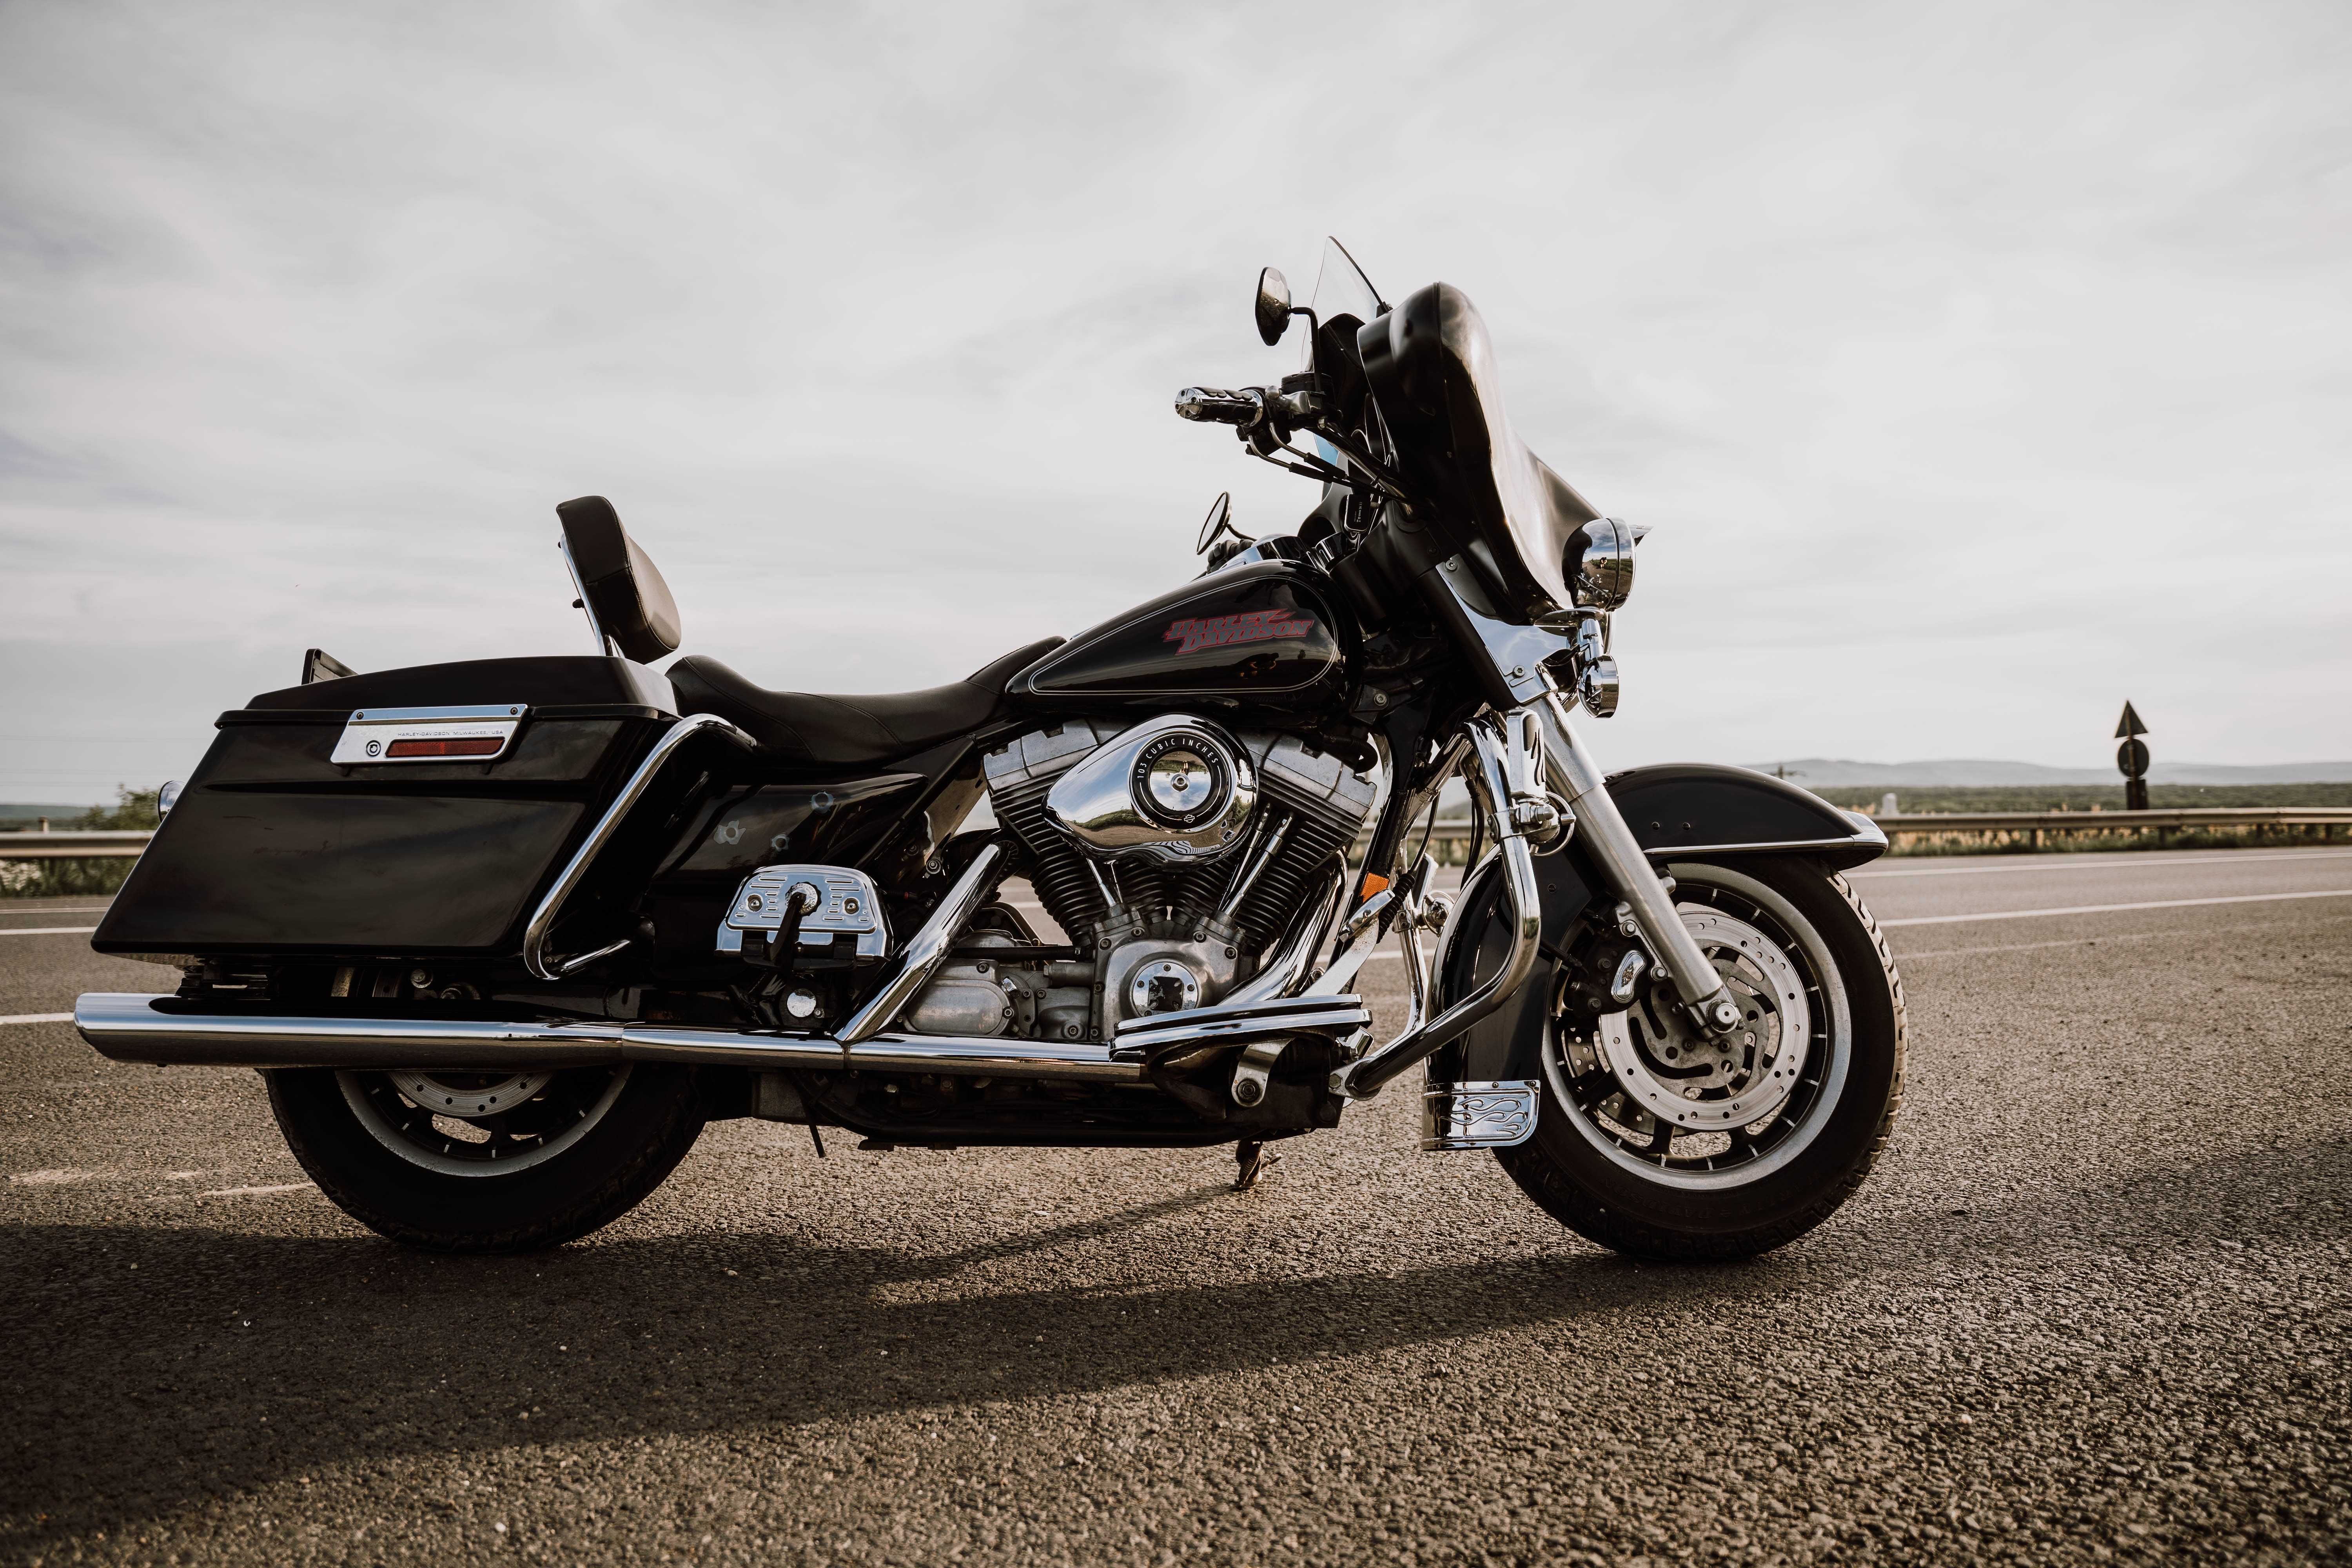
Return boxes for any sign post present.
[2115,701,2150,812]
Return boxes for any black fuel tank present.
[1007,562,1348,715]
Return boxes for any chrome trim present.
[75,992,624,1069]
[557,536,616,656]
[1220,853,1350,1007]
[331,704,526,766]
[1045,715,1257,866]
[1303,887,1394,996]
[837,843,1005,1045]
[1421,1080,1540,1151]
[1112,995,1372,1057]
[1644,831,1888,860]
[523,713,757,980]
[722,864,890,961]
[1532,688,1738,1031]
[1229,1036,1289,1107]
[1431,555,1573,705]
[1335,716,1548,1099]
[74,993,1149,1082]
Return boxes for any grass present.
[0,786,160,898]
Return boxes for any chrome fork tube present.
[1532,689,1737,1031]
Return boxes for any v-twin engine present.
[928,716,1377,1042]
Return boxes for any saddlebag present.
[94,657,679,961]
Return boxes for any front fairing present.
[1356,283,1599,621]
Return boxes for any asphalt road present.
[3,847,2348,1565]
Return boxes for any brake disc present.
[386,1070,553,1121]
[1595,907,1811,1131]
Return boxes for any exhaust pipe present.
[73,992,1149,1083]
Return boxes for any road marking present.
[1851,848,2352,880]
[1892,909,2352,960]
[0,1013,74,1025]
[198,1182,312,1199]
[0,926,97,937]
[1878,888,2352,927]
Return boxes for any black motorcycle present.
[77,241,1904,1259]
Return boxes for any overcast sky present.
[4,1,2348,801]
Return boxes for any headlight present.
[1564,516,1638,610]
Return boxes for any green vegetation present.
[0,785,160,898]
[1809,782,2352,813]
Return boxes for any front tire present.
[266,1062,708,1253]
[1496,857,1905,1261]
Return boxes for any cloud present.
[3,0,2349,797]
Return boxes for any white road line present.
[0,926,96,937]
[1851,848,2352,880]
[1878,887,2352,927]
[0,1013,74,1025]
[197,1182,312,1199]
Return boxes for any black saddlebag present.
[94,657,679,960]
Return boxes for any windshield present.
[1307,238,1384,345]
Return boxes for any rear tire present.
[1495,857,1904,1262]
[266,1063,707,1253]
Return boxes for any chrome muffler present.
[72,993,1151,1083]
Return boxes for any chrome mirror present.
[1254,267,1292,346]
[1565,516,1638,610]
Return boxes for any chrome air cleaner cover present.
[1045,715,1256,864]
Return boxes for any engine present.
[914,714,1379,1041]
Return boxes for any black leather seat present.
[668,638,1062,768]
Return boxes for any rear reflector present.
[386,736,507,759]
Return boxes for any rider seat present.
[668,638,1063,768]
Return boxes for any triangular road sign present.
[2114,701,2147,739]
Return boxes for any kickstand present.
[806,1120,827,1159]
[1234,1139,1282,1192]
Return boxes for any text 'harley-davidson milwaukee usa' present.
[76,243,1904,1259]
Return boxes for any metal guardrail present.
[1365,807,2352,857]
[0,830,154,860]
[5,807,2348,866]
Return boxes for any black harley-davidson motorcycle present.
[77,241,1903,1259]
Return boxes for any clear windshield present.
[1308,238,1384,336]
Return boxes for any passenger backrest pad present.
[557,495,683,664]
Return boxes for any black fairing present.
[1007,561,1348,715]
[1423,764,1884,1089]
[1357,282,1600,619]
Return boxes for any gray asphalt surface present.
[4,847,2348,1565]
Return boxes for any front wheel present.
[266,1062,708,1252]
[1495,857,1906,1261]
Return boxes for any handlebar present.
[1174,386,1263,425]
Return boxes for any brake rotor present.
[1595,907,1811,1131]
[386,1070,553,1121]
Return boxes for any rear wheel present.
[1495,857,1904,1261]
[266,1062,707,1252]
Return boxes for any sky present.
[3,0,2349,802]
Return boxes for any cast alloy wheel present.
[337,1065,633,1177]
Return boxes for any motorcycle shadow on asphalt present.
[2,1137,2342,1549]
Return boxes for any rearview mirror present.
[1254,267,1292,346]
[1196,491,1235,554]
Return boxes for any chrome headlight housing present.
[1564,516,1639,610]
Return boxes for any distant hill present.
[1744,759,2352,788]
[0,802,105,823]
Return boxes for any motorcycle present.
[76,240,1904,1259]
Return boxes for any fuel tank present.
[1006,561,1348,716]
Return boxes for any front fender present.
[1605,762,1885,871]
[1418,763,1882,1146]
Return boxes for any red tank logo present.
[1163,608,1316,657]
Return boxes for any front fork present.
[1332,679,1737,1098]
[1530,690,1742,1036]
